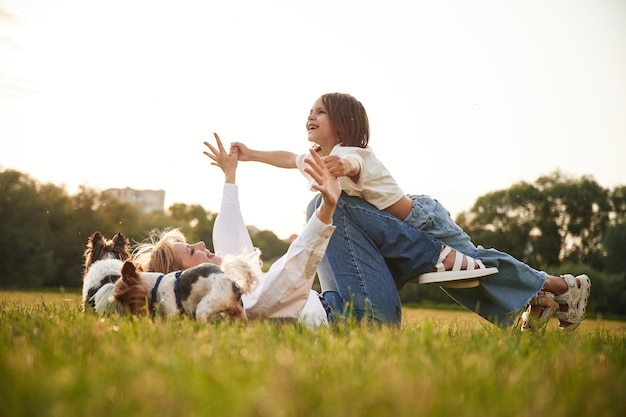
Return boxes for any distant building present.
[103,187,165,213]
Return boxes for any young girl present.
[231,92,591,331]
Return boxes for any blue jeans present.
[308,193,441,325]
[404,194,546,325]
[312,193,547,327]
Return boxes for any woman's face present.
[306,96,339,153]
[172,241,222,268]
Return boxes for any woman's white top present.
[295,144,404,210]
[212,183,333,327]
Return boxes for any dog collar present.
[174,271,184,313]
[150,274,165,317]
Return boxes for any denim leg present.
[404,195,476,253]
[307,197,344,321]
[309,193,441,324]
[404,194,545,326]
[442,247,545,326]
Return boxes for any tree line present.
[0,168,289,289]
[1,168,625,317]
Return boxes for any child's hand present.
[322,155,360,178]
[230,142,253,161]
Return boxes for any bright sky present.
[1,0,625,239]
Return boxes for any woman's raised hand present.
[203,133,238,183]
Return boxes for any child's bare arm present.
[230,142,297,169]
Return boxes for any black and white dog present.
[113,252,260,322]
[82,231,130,313]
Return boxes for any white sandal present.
[520,291,559,331]
[432,245,486,271]
[416,245,498,288]
[554,274,591,331]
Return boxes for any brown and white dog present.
[113,252,260,322]
[82,231,130,313]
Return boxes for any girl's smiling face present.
[306,96,339,154]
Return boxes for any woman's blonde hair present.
[132,228,186,273]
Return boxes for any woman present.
[132,134,492,326]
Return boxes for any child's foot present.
[431,245,486,272]
[417,245,498,288]
[554,274,591,330]
[520,291,559,331]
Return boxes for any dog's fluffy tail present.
[222,248,262,294]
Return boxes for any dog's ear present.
[121,260,140,284]
[84,231,104,267]
[112,233,131,258]
[113,232,128,244]
[87,231,106,253]
[86,231,100,250]
[89,231,104,245]
[115,260,148,315]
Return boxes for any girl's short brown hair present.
[321,93,369,148]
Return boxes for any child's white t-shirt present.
[296,144,404,210]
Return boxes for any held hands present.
[229,142,253,161]
[303,149,341,224]
[203,133,238,183]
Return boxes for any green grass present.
[1,290,625,417]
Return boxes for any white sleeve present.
[213,183,254,257]
[295,153,318,192]
[295,153,311,179]
[242,213,335,320]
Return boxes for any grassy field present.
[1,290,624,417]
